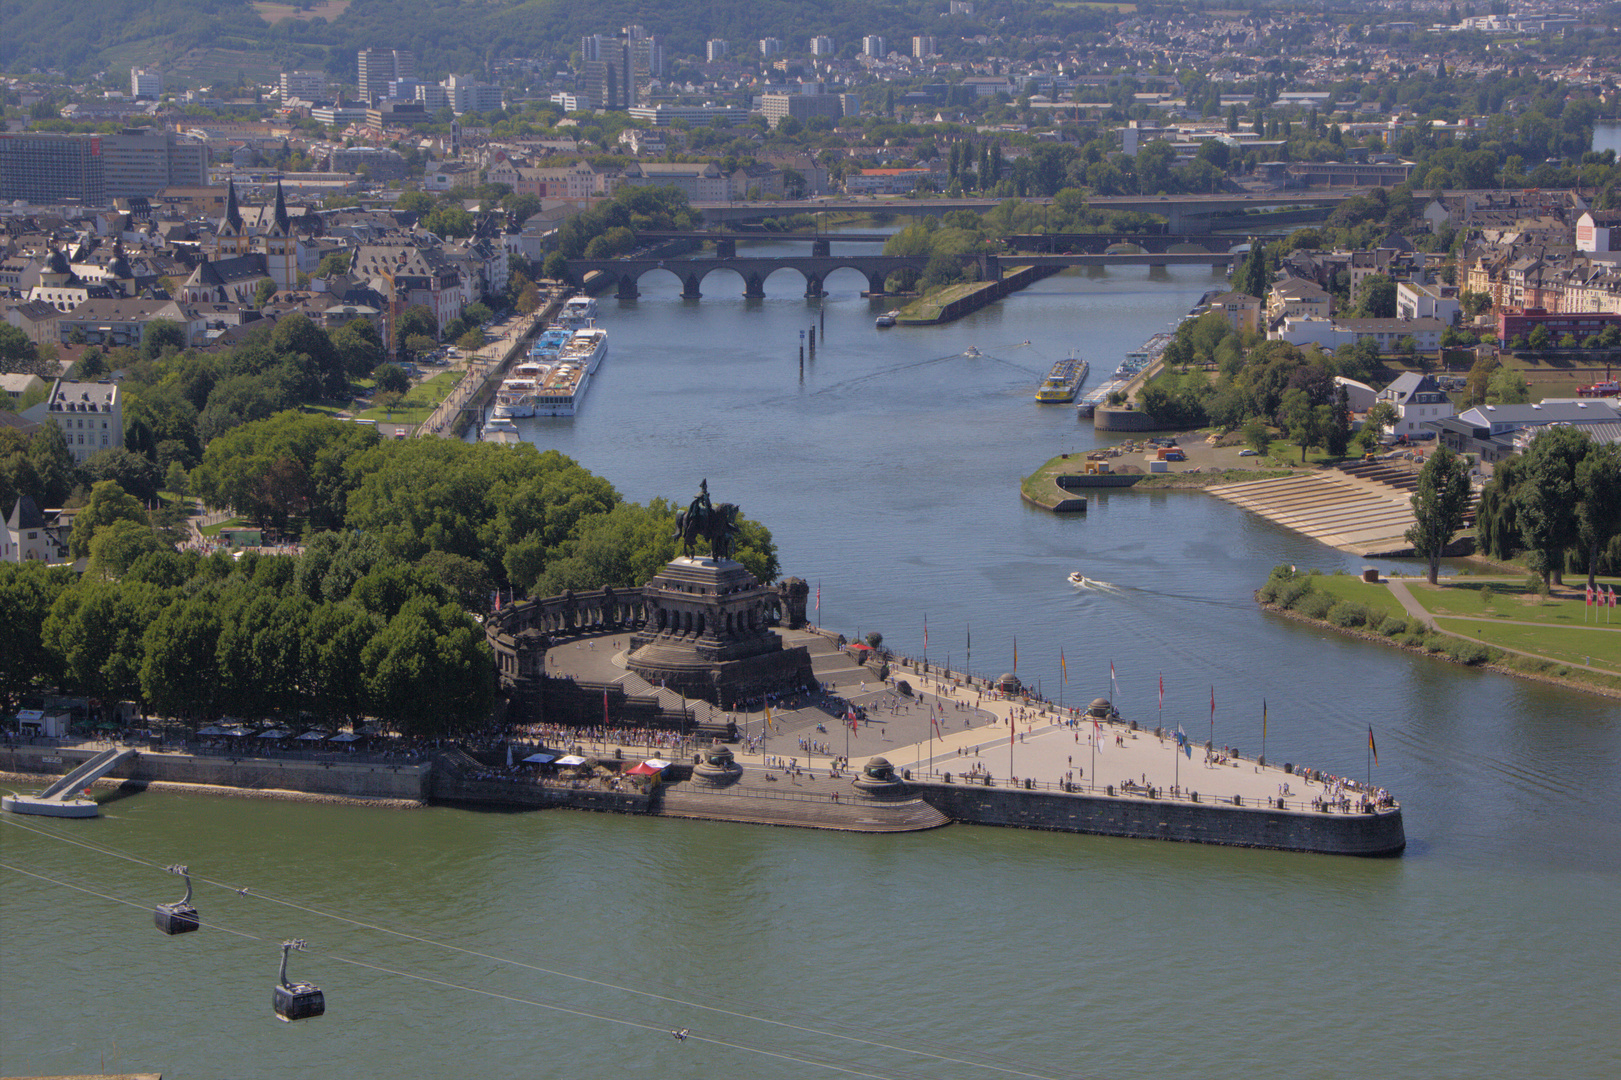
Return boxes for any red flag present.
[815,582,820,611]
[1158,673,1164,710]
[1009,711,1015,746]
[1587,584,1596,606]
[1012,637,1017,672]
[1210,685,1215,719]
[603,687,610,726]
[924,614,929,653]
[1610,585,1617,608]
[1368,725,1378,766]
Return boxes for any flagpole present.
[1262,698,1268,765]
[1090,721,1096,790]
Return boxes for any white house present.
[1376,372,1454,438]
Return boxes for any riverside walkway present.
[1385,577,1621,675]
[543,628,1390,815]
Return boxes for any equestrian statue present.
[673,479,742,560]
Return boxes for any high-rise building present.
[0,128,206,205]
[0,132,105,204]
[358,49,415,105]
[100,128,207,198]
[624,25,664,81]
[913,36,937,58]
[581,34,605,62]
[444,75,503,116]
[757,88,845,129]
[130,68,163,100]
[863,35,886,58]
[810,36,835,57]
[706,39,729,62]
[759,38,783,57]
[279,70,329,102]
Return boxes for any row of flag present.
[1585,584,1616,607]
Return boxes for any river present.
[3,234,1618,1079]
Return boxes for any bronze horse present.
[674,501,741,560]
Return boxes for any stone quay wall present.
[1,746,429,802]
[911,781,1406,856]
[427,772,652,814]
[1093,406,1171,432]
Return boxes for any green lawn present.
[199,517,245,537]
[1307,573,1410,621]
[353,371,462,426]
[1435,620,1621,673]
[1402,579,1621,627]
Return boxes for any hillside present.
[3,0,1111,82]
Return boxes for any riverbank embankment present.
[897,264,1060,325]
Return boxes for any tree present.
[165,460,189,498]
[1527,324,1552,351]
[362,596,494,737]
[69,480,150,560]
[254,277,278,307]
[1574,443,1621,591]
[0,561,74,708]
[140,593,223,721]
[331,318,384,377]
[316,251,353,277]
[1356,274,1398,318]
[1242,418,1273,456]
[1515,427,1591,586]
[1239,245,1270,299]
[464,302,493,326]
[374,362,410,395]
[82,447,162,505]
[1406,446,1473,584]
[403,334,437,362]
[42,577,167,724]
[88,517,173,577]
[1278,388,1324,462]
[515,280,543,314]
[457,327,487,355]
[398,304,437,342]
[1486,365,1530,405]
[541,252,568,282]
[140,319,188,360]
[1325,383,1353,457]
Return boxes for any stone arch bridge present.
[568,250,1237,300]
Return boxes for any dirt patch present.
[254,0,351,23]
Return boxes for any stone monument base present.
[627,556,814,710]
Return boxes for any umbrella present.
[521,753,556,764]
[295,730,329,741]
[555,754,587,766]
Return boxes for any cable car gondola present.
[273,939,325,1021]
[153,864,199,935]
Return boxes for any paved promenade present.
[544,629,1384,812]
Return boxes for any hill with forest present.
[3,0,1115,82]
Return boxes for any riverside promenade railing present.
[912,769,1396,816]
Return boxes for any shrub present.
[1327,601,1370,628]
[1296,591,1334,620]
[1377,614,1407,636]
[1399,631,1429,648]
[1274,578,1316,609]
[1478,584,1495,608]
[1446,640,1495,665]
[1423,635,1447,653]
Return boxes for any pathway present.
[1385,578,1619,674]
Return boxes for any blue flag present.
[1177,726,1191,759]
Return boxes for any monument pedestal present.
[628,556,814,710]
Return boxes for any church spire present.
[221,178,243,236]
[272,180,290,236]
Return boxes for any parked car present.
[1238,448,1259,457]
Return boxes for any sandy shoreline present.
[0,770,424,809]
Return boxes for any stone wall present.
[1093,406,1170,432]
[427,772,652,813]
[912,780,1405,856]
[1,746,429,802]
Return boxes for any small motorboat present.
[1068,571,1088,587]
[964,346,981,357]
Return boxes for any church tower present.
[263,181,300,289]
[213,179,249,259]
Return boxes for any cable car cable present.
[0,862,917,1080]
[2,819,1068,1080]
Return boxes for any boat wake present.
[1067,573,1120,592]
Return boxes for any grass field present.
[199,517,245,537]
[1435,620,1621,672]
[1403,579,1621,627]
[1304,572,1411,621]
[351,371,461,426]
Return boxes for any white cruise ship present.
[531,327,608,416]
[557,295,599,329]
